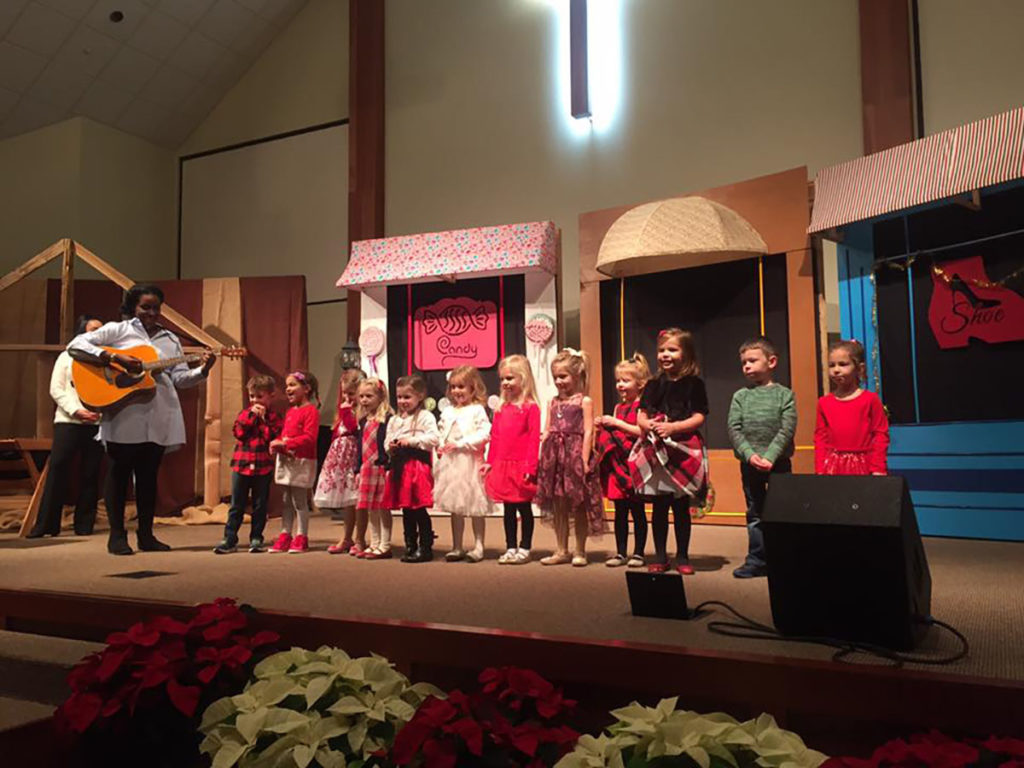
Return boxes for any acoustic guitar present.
[72,345,247,412]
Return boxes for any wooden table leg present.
[18,459,49,537]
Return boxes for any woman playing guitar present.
[68,284,215,555]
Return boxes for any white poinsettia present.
[199,646,442,768]
[556,698,827,768]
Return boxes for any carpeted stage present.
[1,516,1021,681]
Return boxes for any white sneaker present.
[466,547,484,563]
[514,548,531,564]
[498,548,517,564]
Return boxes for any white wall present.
[0,117,175,281]
[385,0,865,341]
[918,0,1024,134]
[179,0,349,155]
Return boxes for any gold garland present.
[931,262,1024,289]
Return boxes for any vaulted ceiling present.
[0,0,308,148]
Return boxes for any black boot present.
[412,509,434,562]
[136,511,171,552]
[400,512,419,562]
[108,533,133,556]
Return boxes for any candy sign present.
[413,297,498,370]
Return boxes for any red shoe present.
[363,548,393,560]
[647,562,669,573]
[349,544,366,557]
[268,533,291,553]
[676,562,695,575]
[288,534,309,554]
[327,543,348,554]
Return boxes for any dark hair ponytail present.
[120,284,164,319]
[74,314,102,335]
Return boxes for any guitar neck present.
[144,353,202,373]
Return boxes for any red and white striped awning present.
[809,106,1024,233]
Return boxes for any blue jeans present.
[740,457,791,568]
[223,472,272,545]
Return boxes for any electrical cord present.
[691,600,969,668]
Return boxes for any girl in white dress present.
[435,366,492,562]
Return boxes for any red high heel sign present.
[927,255,1024,348]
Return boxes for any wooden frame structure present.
[0,239,226,537]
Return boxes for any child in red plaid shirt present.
[214,375,283,553]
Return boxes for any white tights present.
[281,486,310,537]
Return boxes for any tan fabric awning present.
[596,196,767,278]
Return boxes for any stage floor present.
[1,517,1021,681]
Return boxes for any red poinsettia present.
[826,731,1024,768]
[57,598,278,735]
[391,667,579,768]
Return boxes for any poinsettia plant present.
[555,697,827,768]
[824,731,1024,768]
[56,597,278,760]
[391,666,580,768]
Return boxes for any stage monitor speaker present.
[762,474,931,651]
[626,571,691,620]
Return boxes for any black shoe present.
[108,537,134,556]
[26,529,48,539]
[73,528,94,536]
[411,547,434,563]
[400,547,419,563]
[213,540,238,554]
[138,536,171,552]
[733,563,767,579]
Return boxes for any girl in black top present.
[634,328,710,574]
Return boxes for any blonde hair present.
[395,373,428,414]
[357,377,392,422]
[657,327,700,377]
[497,354,537,407]
[447,365,487,406]
[551,348,590,396]
[333,368,366,429]
[614,352,650,385]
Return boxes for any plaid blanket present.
[628,416,708,510]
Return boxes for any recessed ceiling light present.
[109,10,124,23]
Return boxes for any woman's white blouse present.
[68,318,206,449]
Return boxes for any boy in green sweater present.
[727,337,797,578]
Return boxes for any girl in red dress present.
[353,378,394,559]
[483,354,541,565]
[384,374,439,562]
[596,353,650,567]
[814,339,890,476]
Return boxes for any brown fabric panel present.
[153,279,205,514]
[240,276,309,520]
[45,279,124,343]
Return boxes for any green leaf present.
[382,698,416,721]
[313,716,349,744]
[408,682,445,700]
[304,673,339,709]
[294,661,340,676]
[247,734,299,768]
[230,692,258,712]
[249,677,302,707]
[201,697,239,732]
[199,730,223,756]
[254,649,302,678]
[292,744,315,768]
[235,709,269,744]
[210,736,248,768]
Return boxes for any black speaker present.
[626,571,691,620]
[761,474,932,650]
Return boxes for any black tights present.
[651,496,692,564]
[613,499,647,556]
[502,502,534,549]
[402,507,433,551]
[105,441,165,543]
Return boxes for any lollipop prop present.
[359,327,386,375]
[525,313,556,396]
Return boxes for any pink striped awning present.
[809,107,1024,232]
[337,221,558,289]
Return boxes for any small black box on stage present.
[762,474,932,651]
[626,571,691,620]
